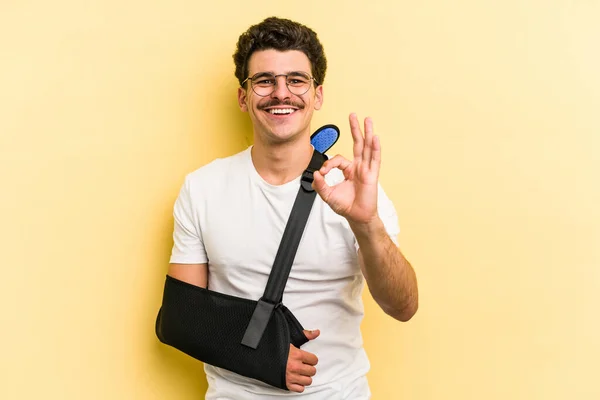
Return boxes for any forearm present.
[350,217,418,321]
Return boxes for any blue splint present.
[310,124,339,154]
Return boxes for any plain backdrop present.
[1,1,599,399]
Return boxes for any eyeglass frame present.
[241,71,319,97]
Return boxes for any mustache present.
[258,99,305,110]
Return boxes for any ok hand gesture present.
[312,113,381,225]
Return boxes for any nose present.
[270,75,292,101]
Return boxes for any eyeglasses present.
[241,71,318,97]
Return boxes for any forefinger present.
[319,154,352,175]
[301,350,318,366]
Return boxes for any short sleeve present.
[354,184,400,252]
[169,175,208,264]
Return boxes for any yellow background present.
[1,1,599,399]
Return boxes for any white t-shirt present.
[169,146,400,399]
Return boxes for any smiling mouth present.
[266,108,297,115]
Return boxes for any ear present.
[314,85,324,110]
[237,87,248,112]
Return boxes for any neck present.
[250,134,314,186]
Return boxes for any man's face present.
[237,49,323,145]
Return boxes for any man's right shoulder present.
[182,147,250,188]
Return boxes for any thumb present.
[303,329,321,340]
[312,171,331,200]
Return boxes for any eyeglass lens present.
[250,72,312,96]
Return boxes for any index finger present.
[319,154,352,175]
[301,350,318,366]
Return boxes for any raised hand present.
[286,329,320,393]
[312,113,381,224]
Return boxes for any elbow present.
[396,302,418,322]
[381,299,418,322]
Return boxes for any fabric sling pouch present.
[155,149,327,390]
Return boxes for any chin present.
[261,125,307,144]
[267,131,302,144]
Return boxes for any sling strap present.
[241,149,327,349]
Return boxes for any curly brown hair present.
[233,17,327,88]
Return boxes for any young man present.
[167,17,418,399]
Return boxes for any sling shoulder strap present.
[241,149,327,349]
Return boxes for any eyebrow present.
[251,72,275,80]
[250,71,310,78]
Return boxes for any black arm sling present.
[155,149,327,389]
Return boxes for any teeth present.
[268,108,295,115]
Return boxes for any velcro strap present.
[241,298,277,349]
